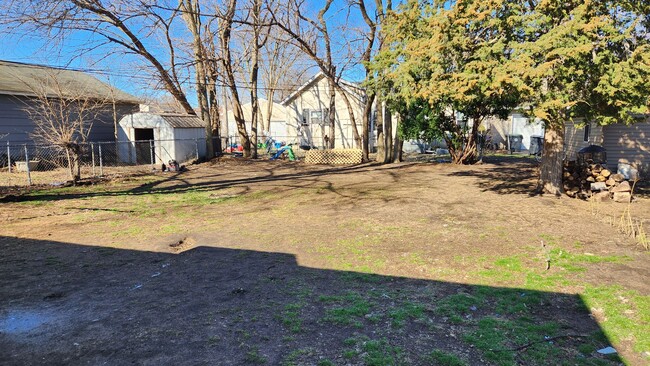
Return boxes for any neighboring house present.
[489,110,649,177]
[486,113,545,152]
[222,73,433,153]
[224,99,289,142]
[0,60,140,143]
[117,112,207,164]
[281,72,367,149]
[566,120,650,178]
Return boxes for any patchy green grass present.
[435,293,479,324]
[464,317,562,365]
[280,303,304,333]
[245,347,267,364]
[423,349,467,366]
[388,301,426,327]
[581,286,650,354]
[341,337,404,366]
[321,292,373,328]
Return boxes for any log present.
[611,173,625,183]
[601,169,611,178]
[613,191,632,203]
[605,178,616,186]
[596,175,607,182]
[586,176,596,183]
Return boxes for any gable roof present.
[159,113,205,128]
[280,71,364,106]
[0,60,140,104]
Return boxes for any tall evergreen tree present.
[369,0,520,164]
[509,0,650,194]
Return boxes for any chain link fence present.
[0,138,225,187]
[1,134,339,188]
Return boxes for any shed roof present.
[159,114,206,128]
[0,60,140,103]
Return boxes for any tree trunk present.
[220,0,251,158]
[208,79,222,156]
[375,99,384,161]
[265,90,274,133]
[391,116,402,163]
[384,108,393,163]
[327,76,336,149]
[335,84,361,149]
[362,93,375,162]
[538,123,565,195]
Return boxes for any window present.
[310,110,323,125]
[583,124,590,142]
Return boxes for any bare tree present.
[2,1,221,154]
[260,35,307,133]
[213,0,253,157]
[271,0,362,149]
[358,0,394,163]
[22,73,110,182]
[179,0,216,158]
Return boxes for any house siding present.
[564,121,604,162]
[0,94,138,144]
[602,121,650,178]
[284,76,365,149]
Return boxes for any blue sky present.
[0,0,380,107]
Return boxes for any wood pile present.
[563,161,633,202]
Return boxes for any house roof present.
[280,71,364,106]
[159,113,206,128]
[0,60,140,103]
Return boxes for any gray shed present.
[117,112,206,165]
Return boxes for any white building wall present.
[284,77,364,149]
[117,113,203,164]
[173,128,207,163]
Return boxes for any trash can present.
[529,136,543,155]
[507,134,523,152]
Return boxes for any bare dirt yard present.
[1,156,648,365]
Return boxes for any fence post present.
[98,142,104,176]
[7,141,11,173]
[24,144,32,186]
[91,142,96,177]
[149,139,155,170]
[195,138,200,160]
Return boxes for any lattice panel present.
[305,149,363,165]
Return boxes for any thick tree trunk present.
[375,99,385,162]
[538,123,565,195]
[384,108,393,163]
[391,117,403,163]
[335,84,361,149]
[327,77,336,149]
[362,93,375,162]
[208,81,222,156]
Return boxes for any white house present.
[224,99,289,142]
[280,72,367,149]
[117,112,206,164]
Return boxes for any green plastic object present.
[287,146,295,161]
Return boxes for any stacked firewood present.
[563,161,633,202]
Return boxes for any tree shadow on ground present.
[0,162,418,204]
[447,159,540,196]
[0,236,621,366]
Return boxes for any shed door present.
[134,128,155,164]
